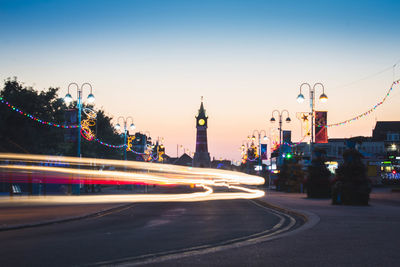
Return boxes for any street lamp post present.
[64,83,95,158]
[252,130,268,174]
[270,110,291,168]
[270,110,291,147]
[115,116,135,160]
[64,83,95,195]
[296,83,328,161]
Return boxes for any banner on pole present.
[283,130,292,144]
[261,144,268,160]
[315,111,328,143]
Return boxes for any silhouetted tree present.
[276,155,304,192]
[332,148,371,205]
[0,78,68,154]
[0,78,123,159]
[306,148,331,198]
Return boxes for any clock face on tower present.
[198,119,205,126]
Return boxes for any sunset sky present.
[1,0,400,161]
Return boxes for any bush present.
[276,156,304,193]
[332,149,371,205]
[306,149,331,198]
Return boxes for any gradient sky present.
[1,0,400,161]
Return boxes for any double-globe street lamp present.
[115,116,135,161]
[296,83,328,160]
[270,109,291,147]
[251,130,268,174]
[64,83,95,158]
[270,110,291,168]
[64,83,95,195]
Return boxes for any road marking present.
[144,219,170,228]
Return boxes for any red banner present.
[315,111,328,143]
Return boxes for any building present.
[372,121,400,142]
[292,137,385,162]
[211,158,232,170]
[193,99,211,167]
[173,153,193,167]
[372,121,400,160]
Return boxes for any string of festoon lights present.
[317,79,400,127]
[271,80,400,149]
[0,96,126,149]
[0,96,158,161]
[0,97,79,129]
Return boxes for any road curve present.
[0,199,301,267]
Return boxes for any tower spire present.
[193,98,210,167]
[197,97,206,118]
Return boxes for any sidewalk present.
[263,186,400,210]
[257,187,400,266]
[0,202,129,231]
[159,187,400,266]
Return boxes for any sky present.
[1,0,400,161]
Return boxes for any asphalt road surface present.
[0,199,291,266]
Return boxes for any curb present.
[253,198,308,222]
[254,197,321,240]
[254,197,320,227]
[0,203,134,232]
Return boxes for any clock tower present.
[193,98,211,167]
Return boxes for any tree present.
[276,155,304,192]
[306,148,331,198]
[332,148,371,205]
[0,78,124,159]
[0,78,68,154]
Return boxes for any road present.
[0,199,295,266]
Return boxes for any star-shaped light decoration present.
[301,114,309,122]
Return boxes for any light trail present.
[0,153,265,204]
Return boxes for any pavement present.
[157,186,400,266]
[0,202,131,231]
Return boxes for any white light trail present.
[0,153,265,204]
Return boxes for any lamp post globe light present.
[64,83,95,195]
[270,109,291,147]
[115,116,135,161]
[252,130,268,175]
[296,82,328,161]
